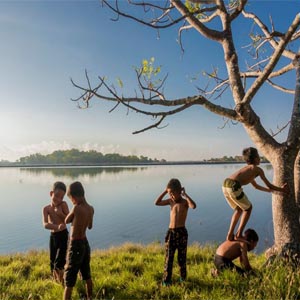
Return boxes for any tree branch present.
[266,79,295,94]
[228,0,247,22]
[287,53,300,147]
[242,9,297,60]
[270,121,291,138]
[242,13,300,105]
[170,0,224,42]
[71,70,239,133]
[133,116,167,134]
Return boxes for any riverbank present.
[1,243,298,300]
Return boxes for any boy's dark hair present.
[242,147,259,164]
[52,181,66,193]
[167,178,182,192]
[244,228,259,242]
[67,181,85,198]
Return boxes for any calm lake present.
[0,164,275,255]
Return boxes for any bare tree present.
[72,1,300,256]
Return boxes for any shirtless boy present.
[63,181,94,300]
[213,228,259,275]
[155,178,196,286]
[42,181,69,283]
[223,147,289,241]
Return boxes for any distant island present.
[0,149,163,166]
[0,150,268,167]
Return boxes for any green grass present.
[1,243,300,300]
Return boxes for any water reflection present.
[0,164,274,254]
[21,166,144,179]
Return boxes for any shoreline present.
[0,161,248,168]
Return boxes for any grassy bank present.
[1,243,299,300]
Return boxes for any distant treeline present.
[0,151,269,166]
[205,155,268,163]
[0,149,162,166]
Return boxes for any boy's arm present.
[62,201,70,216]
[154,190,170,206]
[182,188,196,209]
[65,206,76,224]
[239,242,252,271]
[53,201,69,220]
[42,206,65,230]
[253,167,289,194]
[88,206,94,230]
[251,179,271,192]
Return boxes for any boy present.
[63,181,94,300]
[213,228,259,275]
[223,147,289,241]
[155,178,196,286]
[42,181,69,284]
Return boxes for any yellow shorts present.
[222,178,252,211]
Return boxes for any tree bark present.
[272,152,300,252]
[271,54,300,258]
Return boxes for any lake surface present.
[0,164,275,255]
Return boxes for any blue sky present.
[0,0,299,162]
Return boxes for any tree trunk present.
[272,152,300,241]
[271,150,300,258]
[295,152,300,207]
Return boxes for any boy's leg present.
[235,205,252,239]
[55,229,68,268]
[163,231,175,284]
[52,269,63,284]
[85,278,93,300]
[49,234,56,276]
[63,286,73,300]
[56,269,64,285]
[54,230,69,285]
[52,269,59,282]
[215,255,244,275]
[80,240,92,298]
[227,207,242,241]
[177,229,188,281]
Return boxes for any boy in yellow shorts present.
[223,147,289,241]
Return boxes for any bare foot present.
[211,268,219,277]
[226,233,234,241]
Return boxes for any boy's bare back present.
[68,202,94,240]
[216,239,255,271]
[216,228,258,271]
[229,165,261,186]
[216,240,244,261]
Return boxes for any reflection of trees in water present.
[21,167,144,179]
[222,163,273,172]
[264,164,273,171]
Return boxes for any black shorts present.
[214,254,244,274]
[64,239,91,287]
[50,229,68,271]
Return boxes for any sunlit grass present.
[1,243,300,300]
